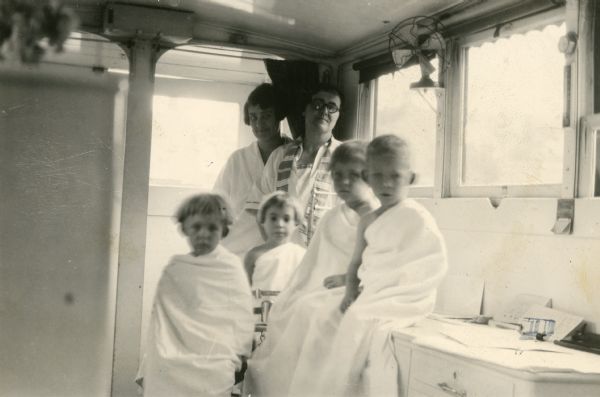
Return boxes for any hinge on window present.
[551,198,574,234]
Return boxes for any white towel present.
[251,242,305,291]
[244,204,359,396]
[138,245,254,397]
[292,200,448,397]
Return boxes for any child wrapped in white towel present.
[137,194,254,397]
[244,191,306,293]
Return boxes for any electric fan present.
[388,16,446,89]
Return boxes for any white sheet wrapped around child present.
[248,199,447,397]
[244,203,360,396]
[138,245,255,397]
[273,203,360,311]
[251,242,306,292]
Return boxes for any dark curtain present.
[353,52,397,84]
[352,50,436,84]
[264,59,320,139]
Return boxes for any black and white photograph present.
[1,0,600,396]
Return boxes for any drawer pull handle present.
[437,382,467,397]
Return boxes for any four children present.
[139,135,447,397]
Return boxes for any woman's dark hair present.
[243,83,286,125]
[304,83,344,108]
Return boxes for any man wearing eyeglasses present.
[222,83,343,256]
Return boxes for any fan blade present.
[420,32,445,51]
[417,53,436,76]
[392,49,415,68]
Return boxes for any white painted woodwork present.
[393,323,600,397]
[408,345,600,396]
[0,65,127,396]
[66,0,466,58]
[111,39,158,397]
[418,197,600,331]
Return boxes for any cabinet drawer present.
[409,348,514,397]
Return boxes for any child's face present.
[331,161,371,206]
[182,213,224,256]
[261,205,297,244]
[367,154,413,207]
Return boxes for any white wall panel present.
[418,198,600,331]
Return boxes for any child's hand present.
[340,287,359,313]
[323,274,346,289]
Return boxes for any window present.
[376,62,439,194]
[452,20,566,197]
[149,95,240,189]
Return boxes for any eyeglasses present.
[311,98,340,114]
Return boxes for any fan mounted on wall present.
[388,16,446,89]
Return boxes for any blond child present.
[244,191,306,292]
[284,135,448,397]
[137,193,254,397]
[339,134,418,311]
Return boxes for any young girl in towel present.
[137,193,255,397]
[278,135,447,397]
[244,191,305,292]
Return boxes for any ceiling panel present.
[67,0,464,57]
[186,0,460,52]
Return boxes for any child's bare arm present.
[323,273,346,289]
[340,214,373,312]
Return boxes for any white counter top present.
[392,316,600,379]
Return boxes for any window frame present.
[447,8,568,198]
[578,113,600,197]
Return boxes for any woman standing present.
[213,83,288,217]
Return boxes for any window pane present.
[376,63,438,186]
[150,96,239,188]
[462,23,565,186]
